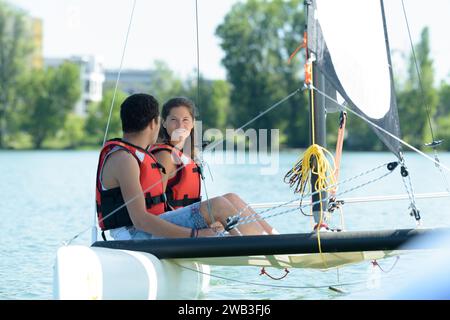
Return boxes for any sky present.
[8,0,450,82]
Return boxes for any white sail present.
[308,0,402,157]
[315,0,391,119]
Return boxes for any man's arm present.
[111,151,191,238]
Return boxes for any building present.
[72,56,105,116]
[104,69,154,94]
[45,55,105,117]
[21,14,43,69]
[30,18,43,69]
[20,5,104,117]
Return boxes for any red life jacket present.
[149,143,202,210]
[95,139,167,231]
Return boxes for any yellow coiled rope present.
[284,144,337,267]
[285,144,337,196]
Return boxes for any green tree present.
[85,89,127,146]
[149,60,185,103]
[397,27,438,148]
[337,114,385,152]
[435,81,450,150]
[61,113,86,149]
[216,0,308,147]
[22,62,80,149]
[0,1,33,148]
[186,76,230,130]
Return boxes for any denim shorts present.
[109,202,207,240]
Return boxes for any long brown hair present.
[158,97,197,159]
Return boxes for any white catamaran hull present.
[53,228,446,299]
[53,245,210,300]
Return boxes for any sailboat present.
[53,0,450,300]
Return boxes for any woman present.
[149,97,277,235]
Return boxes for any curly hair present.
[120,93,159,133]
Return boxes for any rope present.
[284,144,337,195]
[309,60,316,145]
[331,112,347,197]
[174,262,366,290]
[317,191,327,267]
[260,267,290,280]
[372,256,400,274]
[284,144,339,266]
[287,31,307,64]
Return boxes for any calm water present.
[1,150,449,300]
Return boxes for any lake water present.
[1,150,449,300]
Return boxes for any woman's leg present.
[199,196,267,235]
[222,193,278,235]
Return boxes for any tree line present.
[0,0,449,151]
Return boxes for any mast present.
[311,63,328,225]
[306,0,328,226]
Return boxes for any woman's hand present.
[209,221,225,234]
[196,222,226,237]
[171,128,190,142]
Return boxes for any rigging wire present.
[310,84,450,222]
[311,86,450,174]
[401,0,435,142]
[396,156,421,222]
[194,0,214,224]
[401,0,450,193]
[250,191,450,208]
[233,163,396,228]
[229,162,393,227]
[102,0,137,147]
[203,89,302,153]
[195,0,201,111]
[89,0,137,245]
[309,85,450,222]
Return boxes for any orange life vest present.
[96,139,167,231]
[149,143,202,210]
